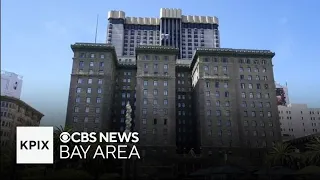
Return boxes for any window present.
[251,102,255,108]
[249,92,254,98]
[216,110,221,116]
[248,75,252,80]
[241,92,246,98]
[143,99,147,105]
[85,107,90,113]
[262,68,266,72]
[206,82,210,88]
[206,100,211,106]
[95,117,100,123]
[214,66,218,71]
[216,100,220,107]
[206,91,210,96]
[142,109,147,115]
[98,79,102,84]
[224,82,228,88]
[100,54,105,59]
[265,93,270,98]
[86,97,91,103]
[97,88,102,94]
[153,80,158,86]
[242,101,247,107]
[74,107,79,113]
[164,119,167,125]
[247,67,251,72]
[153,89,158,95]
[73,117,78,122]
[239,67,243,72]
[164,64,168,69]
[164,90,168,96]
[153,99,158,105]
[164,81,168,86]
[87,88,92,93]
[260,111,264,117]
[204,66,209,71]
[267,111,272,117]
[249,84,253,89]
[257,83,261,89]
[75,97,80,103]
[241,83,245,89]
[257,93,261,98]
[207,110,211,116]
[90,61,94,67]
[164,99,168,105]
[252,111,256,117]
[223,66,227,71]
[215,91,220,97]
[226,110,230,116]
[79,61,84,67]
[77,78,82,84]
[143,89,148,95]
[254,68,259,72]
[264,84,269,89]
[142,119,147,124]
[144,80,148,86]
[153,118,157,125]
[215,81,219,88]
[90,53,95,58]
[88,79,92,84]
[84,117,88,123]
[244,111,248,117]
[76,88,81,93]
[225,91,229,97]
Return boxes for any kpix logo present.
[16,127,54,164]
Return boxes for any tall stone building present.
[107,8,220,58]
[0,96,44,147]
[65,43,281,154]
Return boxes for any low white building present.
[278,104,320,141]
[1,70,23,99]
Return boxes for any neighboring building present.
[65,43,282,154]
[0,95,44,147]
[107,8,220,58]
[275,82,289,106]
[285,133,320,153]
[278,103,320,141]
[1,70,23,99]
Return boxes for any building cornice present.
[135,45,179,55]
[71,42,119,67]
[1,95,44,118]
[190,48,275,70]
[71,43,115,52]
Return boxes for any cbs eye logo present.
[59,132,71,143]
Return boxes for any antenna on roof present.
[94,14,99,43]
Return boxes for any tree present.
[305,137,320,165]
[266,142,297,167]
[53,125,75,170]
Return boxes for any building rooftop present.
[1,95,44,117]
[108,8,219,25]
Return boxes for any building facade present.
[65,43,282,154]
[1,70,23,99]
[0,96,44,147]
[107,8,220,59]
[275,82,289,106]
[278,103,320,141]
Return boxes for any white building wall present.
[1,70,23,99]
[278,104,320,141]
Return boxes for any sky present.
[1,0,320,127]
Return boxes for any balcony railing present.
[137,74,173,78]
[203,75,230,80]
